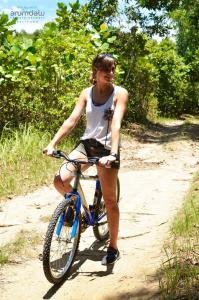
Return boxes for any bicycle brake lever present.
[52,150,61,158]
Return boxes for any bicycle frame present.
[55,163,103,240]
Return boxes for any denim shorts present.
[73,139,120,169]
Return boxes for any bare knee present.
[54,175,61,189]
[54,174,71,194]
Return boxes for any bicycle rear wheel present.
[93,177,120,241]
[42,199,81,283]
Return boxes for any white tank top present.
[81,86,116,149]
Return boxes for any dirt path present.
[0,121,199,300]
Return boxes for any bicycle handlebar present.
[52,150,99,166]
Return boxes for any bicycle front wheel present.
[93,177,120,241]
[42,199,81,283]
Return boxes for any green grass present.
[159,172,199,299]
[0,230,41,265]
[153,116,178,124]
[0,125,75,200]
[39,214,52,223]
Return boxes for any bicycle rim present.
[43,200,81,283]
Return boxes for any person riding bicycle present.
[43,53,128,265]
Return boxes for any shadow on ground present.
[125,121,199,144]
[42,231,199,300]
[43,239,114,299]
[104,289,160,300]
[103,265,199,300]
[103,267,163,300]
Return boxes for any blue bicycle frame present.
[55,169,103,240]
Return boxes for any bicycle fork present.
[55,192,81,240]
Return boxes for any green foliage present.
[137,0,181,11]
[0,0,199,133]
[0,3,117,132]
[112,29,159,121]
[0,13,17,44]
[160,171,199,298]
[0,125,75,199]
[134,0,199,115]
[169,2,199,114]
[56,1,90,30]
[88,0,119,29]
[148,38,189,117]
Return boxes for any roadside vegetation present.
[160,172,199,299]
[0,230,41,265]
[0,126,75,200]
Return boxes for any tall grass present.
[0,126,74,200]
[159,172,199,299]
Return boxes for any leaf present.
[27,46,36,54]
[35,38,43,47]
[69,1,80,12]
[93,39,102,47]
[4,74,13,78]
[69,53,75,61]
[7,34,14,45]
[13,70,21,75]
[57,2,67,10]
[22,39,33,50]
[26,53,37,65]
[48,22,57,31]
[7,17,17,26]
[0,66,5,74]
[11,45,21,54]
[0,14,9,26]
[100,43,109,51]
[24,66,36,71]
[100,23,108,31]
[107,36,117,43]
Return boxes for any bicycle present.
[42,150,120,284]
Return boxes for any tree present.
[88,0,119,29]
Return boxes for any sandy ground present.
[0,121,199,300]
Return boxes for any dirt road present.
[0,121,199,300]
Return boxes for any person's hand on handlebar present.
[43,144,55,156]
[99,155,116,168]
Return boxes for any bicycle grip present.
[52,150,62,158]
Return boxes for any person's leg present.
[97,166,119,250]
[54,149,89,196]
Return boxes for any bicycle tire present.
[93,177,120,241]
[42,199,81,283]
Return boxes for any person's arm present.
[99,88,128,166]
[110,88,128,154]
[43,89,87,155]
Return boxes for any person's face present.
[96,63,115,84]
